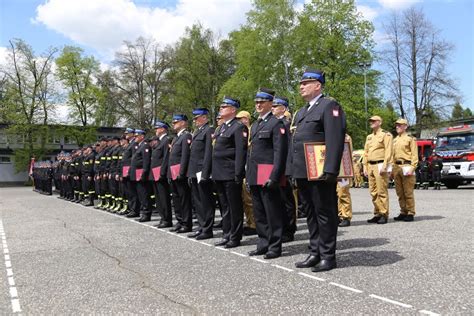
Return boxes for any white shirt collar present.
[225,118,234,125]
[259,111,272,121]
[308,94,323,110]
[177,129,186,137]
[159,133,167,140]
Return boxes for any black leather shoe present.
[169,225,182,232]
[403,215,414,222]
[156,222,172,228]
[187,231,202,238]
[224,241,240,249]
[126,212,140,218]
[196,233,213,240]
[264,251,281,260]
[176,227,192,234]
[214,239,229,247]
[394,214,407,221]
[135,216,151,222]
[295,255,320,268]
[377,217,388,224]
[367,216,381,223]
[248,248,267,256]
[339,219,351,227]
[311,259,337,272]
[243,227,257,236]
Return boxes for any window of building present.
[0,156,12,164]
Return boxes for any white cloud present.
[357,4,379,21]
[33,0,252,59]
[378,0,421,10]
[0,46,9,66]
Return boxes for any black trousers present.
[109,176,118,198]
[170,178,192,229]
[250,185,284,254]
[432,170,441,182]
[153,180,172,224]
[215,180,243,243]
[190,178,215,236]
[127,179,140,213]
[281,181,297,237]
[136,180,151,216]
[297,179,338,261]
[82,175,94,198]
[100,175,109,198]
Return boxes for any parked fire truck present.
[432,123,474,189]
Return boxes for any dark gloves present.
[264,179,279,190]
[318,172,337,184]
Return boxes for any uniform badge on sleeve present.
[332,109,339,117]
[187,139,191,144]
[145,149,149,152]
[243,131,248,137]
[280,128,285,134]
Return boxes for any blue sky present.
[0,0,472,110]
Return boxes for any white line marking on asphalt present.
[329,282,363,293]
[199,242,212,247]
[419,310,440,316]
[250,257,268,264]
[9,287,18,298]
[215,247,228,252]
[230,251,248,257]
[11,299,21,313]
[0,219,22,313]
[298,272,326,282]
[369,294,413,308]
[272,264,294,272]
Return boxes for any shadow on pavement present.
[337,237,390,250]
[337,250,405,268]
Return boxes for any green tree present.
[56,46,100,126]
[0,39,57,171]
[463,108,473,118]
[166,24,235,122]
[451,102,464,120]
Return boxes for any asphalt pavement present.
[0,186,472,314]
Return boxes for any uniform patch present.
[333,109,339,117]
[280,128,285,134]
[145,149,149,152]
[243,131,248,137]
[187,139,191,144]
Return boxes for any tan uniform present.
[363,129,393,218]
[338,134,353,220]
[353,160,363,188]
[392,132,418,216]
[242,180,256,229]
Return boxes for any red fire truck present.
[432,123,474,189]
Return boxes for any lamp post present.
[359,62,371,131]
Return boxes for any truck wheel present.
[444,181,459,189]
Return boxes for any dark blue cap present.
[134,129,146,135]
[272,96,289,108]
[300,67,325,84]
[222,96,240,108]
[254,87,275,102]
[154,120,170,129]
[172,114,188,123]
[125,127,135,134]
[192,108,209,117]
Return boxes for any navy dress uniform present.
[82,146,96,206]
[168,114,193,233]
[128,129,151,221]
[121,128,137,215]
[291,69,346,272]
[150,121,173,228]
[212,97,248,248]
[187,108,216,240]
[246,89,288,259]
